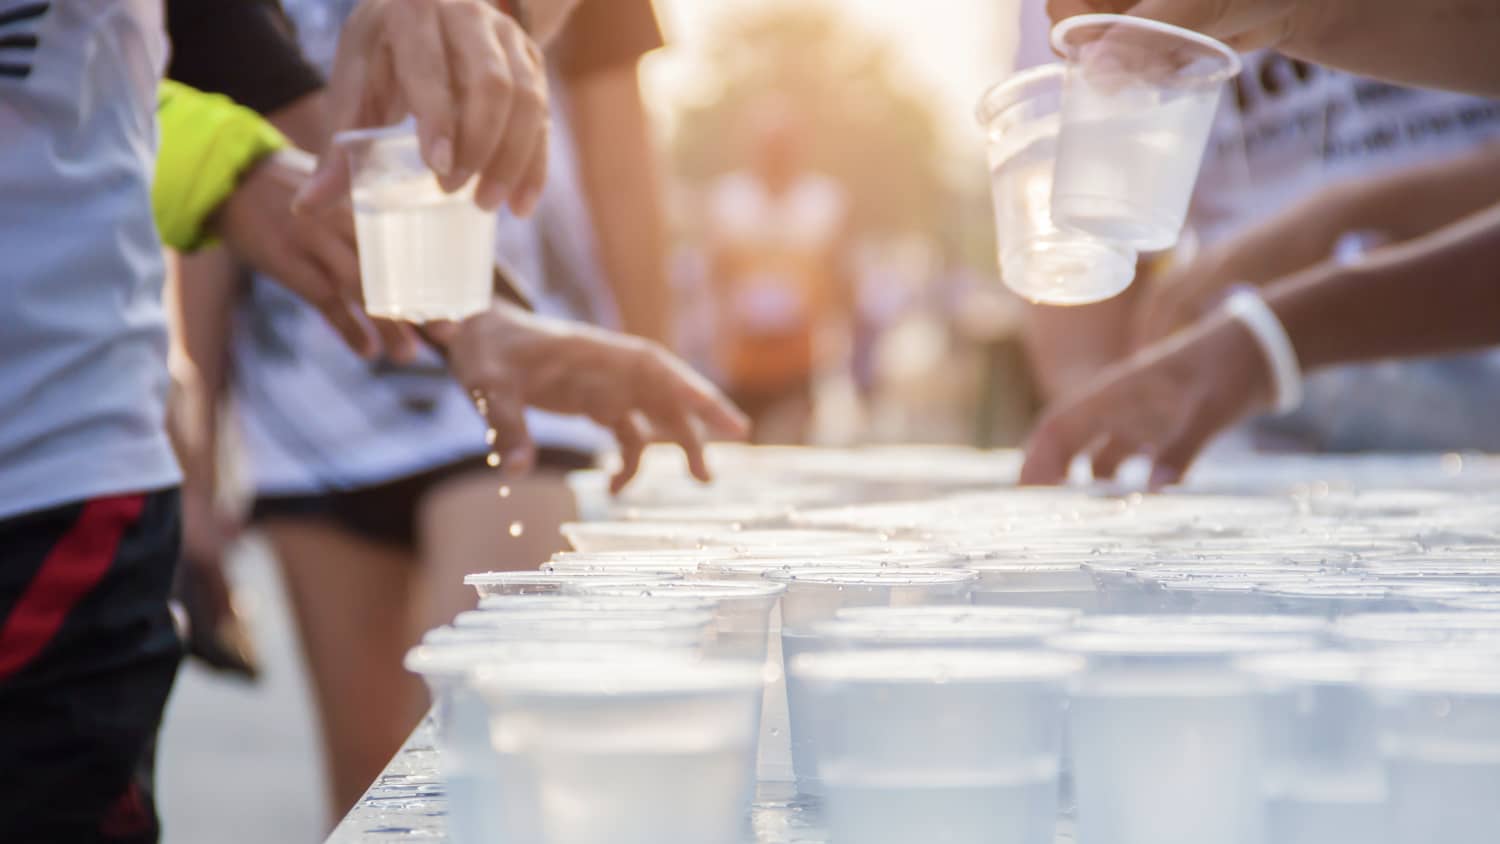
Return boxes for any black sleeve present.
[554,0,664,80]
[165,0,325,116]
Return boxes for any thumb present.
[293,148,351,216]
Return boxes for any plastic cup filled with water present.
[473,658,765,844]
[691,557,903,783]
[1239,651,1385,844]
[764,567,979,795]
[791,648,1081,844]
[1049,15,1241,251]
[334,120,496,321]
[405,640,679,844]
[1051,630,1310,844]
[1367,654,1500,844]
[976,63,1137,305]
[462,570,678,598]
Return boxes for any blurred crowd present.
[6,0,1500,840]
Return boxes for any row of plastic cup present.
[976,15,1241,305]
[781,608,1500,844]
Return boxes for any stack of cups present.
[976,16,1240,305]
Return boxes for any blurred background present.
[159,2,1040,841]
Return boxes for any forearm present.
[567,66,670,342]
[1023,285,1140,401]
[166,250,235,492]
[1268,202,1500,372]
[1285,2,1500,96]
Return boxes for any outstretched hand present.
[429,306,750,493]
[1020,312,1272,488]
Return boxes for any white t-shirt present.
[230,4,612,495]
[0,0,179,519]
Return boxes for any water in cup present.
[1048,15,1242,252]
[336,121,497,322]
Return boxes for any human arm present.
[427,304,750,492]
[556,0,670,341]
[155,81,417,360]
[1133,141,1500,345]
[1019,199,1500,486]
[297,0,582,215]
[1045,0,1500,95]
[1023,285,1143,402]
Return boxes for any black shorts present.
[0,489,183,844]
[250,448,596,552]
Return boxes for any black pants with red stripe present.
[0,490,183,843]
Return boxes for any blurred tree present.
[670,0,945,237]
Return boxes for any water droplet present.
[508,521,524,537]
[498,485,512,499]
[486,452,501,468]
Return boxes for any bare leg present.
[261,519,428,822]
[414,468,577,634]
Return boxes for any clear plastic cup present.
[1051,631,1311,844]
[405,641,678,844]
[765,568,979,796]
[473,658,765,844]
[1049,15,1241,251]
[573,578,789,784]
[1368,656,1500,844]
[462,570,678,598]
[692,557,900,783]
[791,649,1081,844]
[334,121,495,321]
[976,64,1137,305]
[1240,651,1384,844]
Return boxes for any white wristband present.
[1222,287,1303,415]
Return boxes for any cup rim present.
[1050,13,1243,83]
[975,62,1066,130]
[573,579,789,600]
[472,657,766,697]
[464,570,678,586]
[332,120,418,148]
[453,609,714,631]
